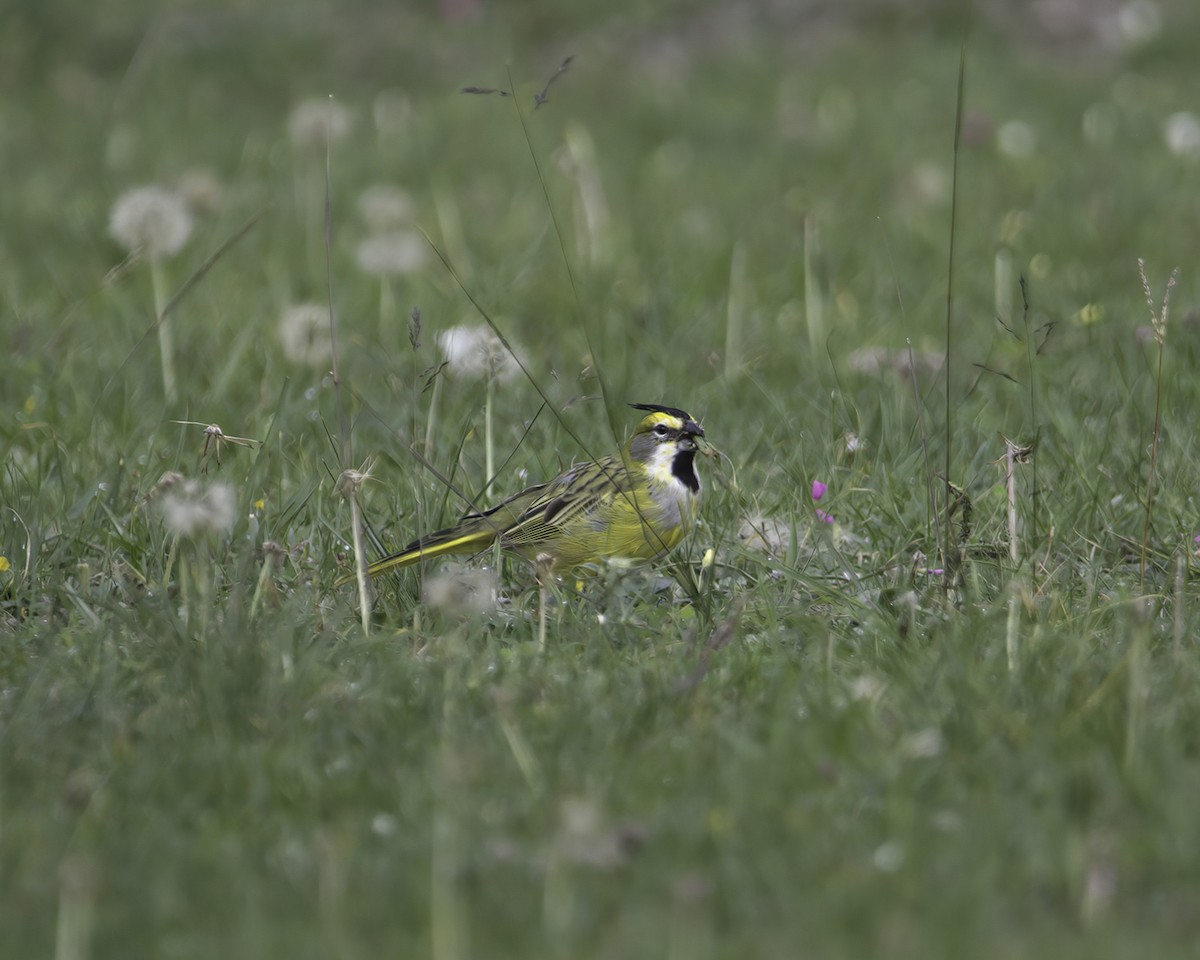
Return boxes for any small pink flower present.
[816,509,835,524]
[924,568,945,576]
[812,480,827,501]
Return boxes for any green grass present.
[5,2,1200,957]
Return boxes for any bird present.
[355,403,707,579]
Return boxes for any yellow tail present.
[365,528,495,576]
[335,520,500,587]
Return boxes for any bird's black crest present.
[629,402,695,422]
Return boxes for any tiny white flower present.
[355,230,427,276]
[357,184,415,231]
[109,186,193,258]
[288,98,351,151]
[279,303,333,367]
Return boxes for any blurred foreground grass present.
[4,2,1200,957]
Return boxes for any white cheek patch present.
[645,443,678,483]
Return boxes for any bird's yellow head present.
[629,403,704,446]
[627,403,705,492]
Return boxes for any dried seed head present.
[334,459,375,499]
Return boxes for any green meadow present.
[4,1,1200,956]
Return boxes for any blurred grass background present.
[4,0,1200,957]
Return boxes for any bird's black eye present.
[653,423,670,437]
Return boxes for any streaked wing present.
[502,456,632,549]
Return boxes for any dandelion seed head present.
[288,98,351,151]
[149,471,187,499]
[175,168,224,215]
[355,230,427,276]
[907,162,949,205]
[423,564,498,615]
[1164,112,1200,159]
[1115,0,1162,45]
[997,120,1036,159]
[737,512,791,556]
[108,186,193,258]
[357,184,415,231]
[900,727,944,759]
[279,303,333,367]
[846,346,944,378]
[849,674,886,702]
[161,479,236,536]
[438,324,522,382]
[872,841,905,873]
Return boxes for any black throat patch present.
[672,447,700,493]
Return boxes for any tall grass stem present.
[941,43,967,574]
[725,240,747,380]
[149,256,177,403]
[803,215,824,353]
